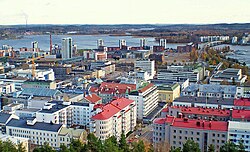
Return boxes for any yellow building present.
[158,83,180,103]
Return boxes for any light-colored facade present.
[6,118,86,148]
[210,68,247,85]
[228,121,250,152]
[134,59,155,79]
[153,116,228,152]
[61,37,73,59]
[91,98,136,140]
[128,83,158,120]
[36,101,96,128]
[158,83,180,103]
[182,84,237,99]
[0,135,29,152]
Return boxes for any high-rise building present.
[159,39,167,49]
[134,59,156,79]
[72,44,77,56]
[140,38,146,47]
[119,39,126,49]
[97,39,104,48]
[231,36,238,44]
[61,37,73,59]
[32,41,38,51]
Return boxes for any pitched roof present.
[232,109,250,120]
[85,94,101,104]
[138,83,154,93]
[92,98,134,120]
[21,88,61,97]
[234,98,250,107]
[6,119,62,132]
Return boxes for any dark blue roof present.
[0,112,12,124]
[7,119,62,132]
[39,103,69,114]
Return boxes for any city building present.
[157,65,205,83]
[61,37,73,59]
[12,69,55,81]
[182,84,237,99]
[21,80,56,89]
[134,59,156,79]
[210,68,247,85]
[6,118,86,148]
[0,134,29,152]
[128,83,158,120]
[158,83,180,103]
[231,36,238,44]
[119,39,126,49]
[140,38,146,48]
[153,116,228,152]
[90,82,136,103]
[91,98,136,140]
[159,39,167,49]
[228,121,250,152]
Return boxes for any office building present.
[129,83,158,120]
[61,37,73,59]
[134,59,156,79]
[153,116,228,152]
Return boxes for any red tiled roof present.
[85,94,101,104]
[154,116,228,131]
[138,83,154,93]
[232,109,250,120]
[92,98,135,120]
[234,98,250,106]
[100,82,136,90]
[154,116,175,125]
[173,118,228,131]
[180,107,230,117]
[161,107,169,113]
[90,82,136,95]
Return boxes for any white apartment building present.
[128,83,158,120]
[182,84,237,99]
[91,98,136,140]
[12,69,55,81]
[134,59,155,79]
[228,121,250,152]
[36,101,97,128]
[153,116,228,152]
[6,118,86,148]
[61,37,73,59]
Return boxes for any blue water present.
[0,35,186,51]
[213,44,250,66]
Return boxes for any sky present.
[0,0,249,25]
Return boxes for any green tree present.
[33,142,56,152]
[86,133,103,152]
[119,133,129,152]
[208,144,215,152]
[0,140,18,152]
[17,143,26,152]
[131,140,145,152]
[220,141,238,152]
[238,140,245,152]
[182,139,201,152]
[103,136,120,152]
[170,147,181,152]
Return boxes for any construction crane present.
[31,54,46,79]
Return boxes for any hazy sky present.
[0,0,249,25]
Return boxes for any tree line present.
[33,133,153,152]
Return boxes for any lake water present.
[0,35,186,50]
[213,44,250,66]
